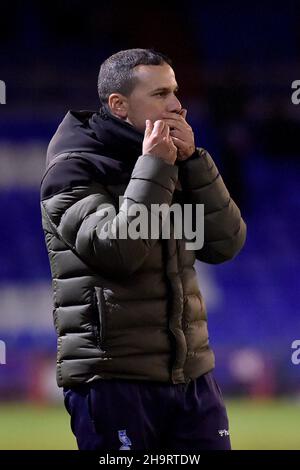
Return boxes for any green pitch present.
[0,399,299,450]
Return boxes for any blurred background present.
[0,0,299,450]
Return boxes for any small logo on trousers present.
[118,429,132,450]
[218,429,230,437]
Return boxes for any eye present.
[154,90,179,97]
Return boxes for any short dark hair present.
[97,48,172,105]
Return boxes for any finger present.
[171,136,195,159]
[169,128,182,139]
[162,118,186,133]
[145,119,153,135]
[159,123,171,142]
[171,136,188,152]
[164,133,177,149]
[164,123,170,139]
[153,120,165,134]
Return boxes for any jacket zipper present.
[92,291,101,349]
[94,287,106,349]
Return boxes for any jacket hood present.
[46,105,144,169]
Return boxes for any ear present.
[108,93,128,119]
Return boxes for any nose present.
[167,94,182,114]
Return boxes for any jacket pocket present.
[94,286,107,349]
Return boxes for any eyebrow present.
[151,85,179,94]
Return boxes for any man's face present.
[111,63,182,133]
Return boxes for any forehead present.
[133,63,177,91]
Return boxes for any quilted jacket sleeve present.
[177,147,247,264]
[41,154,178,278]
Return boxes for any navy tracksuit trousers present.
[63,371,231,451]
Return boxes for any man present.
[40,48,246,451]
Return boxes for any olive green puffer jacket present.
[40,111,246,388]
